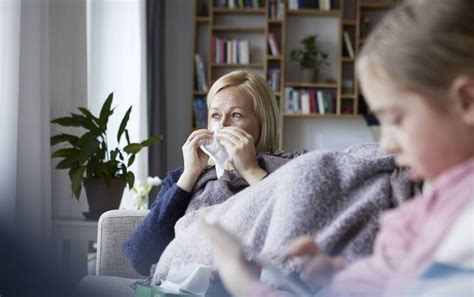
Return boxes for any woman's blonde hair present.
[357,0,474,102]
[206,70,280,153]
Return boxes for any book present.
[194,54,208,92]
[343,31,355,58]
[268,32,281,56]
[301,90,310,114]
[317,90,325,114]
[239,40,250,64]
[193,96,208,129]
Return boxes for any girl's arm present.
[122,168,193,276]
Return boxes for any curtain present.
[146,0,167,202]
[0,0,52,253]
[87,0,148,209]
[0,0,22,231]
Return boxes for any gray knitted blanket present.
[152,143,414,283]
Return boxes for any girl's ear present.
[450,76,474,125]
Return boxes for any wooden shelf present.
[285,82,338,88]
[267,56,282,60]
[286,9,340,17]
[268,19,283,24]
[341,57,355,62]
[211,63,264,68]
[283,113,362,119]
[193,91,207,96]
[341,94,357,99]
[360,2,395,10]
[196,17,210,23]
[213,8,265,14]
[212,26,265,33]
[343,20,357,26]
[274,92,282,97]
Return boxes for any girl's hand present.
[197,213,261,296]
[216,126,267,185]
[177,129,213,192]
[282,236,346,286]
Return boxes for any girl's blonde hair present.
[357,0,474,101]
[206,70,280,153]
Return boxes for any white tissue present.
[156,259,212,296]
[200,122,231,178]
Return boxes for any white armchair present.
[95,209,149,278]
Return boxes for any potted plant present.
[50,92,163,218]
[290,35,329,82]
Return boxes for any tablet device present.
[203,214,315,296]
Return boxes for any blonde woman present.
[123,70,302,276]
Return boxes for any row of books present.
[194,54,208,92]
[211,37,250,64]
[288,0,333,10]
[193,96,208,129]
[267,32,281,56]
[268,0,285,19]
[268,69,281,92]
[214,0,264,8]
[285,88,336,114]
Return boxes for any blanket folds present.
[152,143,414,283]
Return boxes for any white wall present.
[283,118,374,151]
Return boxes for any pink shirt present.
[331,157,474,296]
[248,157,474,297]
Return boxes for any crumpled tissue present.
[156,259,212,296]
[200,122,231,179]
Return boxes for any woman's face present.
[209,86,261,146]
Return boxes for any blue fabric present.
[122,167,192,276]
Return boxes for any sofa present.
[77,209,148,297]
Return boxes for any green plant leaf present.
[124,143,142,154]
[55,157,77,170]
[78,140,100,164]
[127,154,135,167]
[78,107,100,125]
[51,116,82,127]
[71,166,85,200]
[99,92,114,127]
[127,171,135,189]
[117,106,132,143]
[76,131,99,147]
[125,129,131,145]
[52,148,80,158]
[141,135,163,147]
[50,134,79,146]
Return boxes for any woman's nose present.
[220,116,231,127]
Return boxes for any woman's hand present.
[177,129,213,192]
[216,126,267,185]
[282,236,346,286]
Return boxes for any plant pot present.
[83,178,126,219]
[302,68,318,82]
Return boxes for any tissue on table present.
[200,122,231,179]
[154,259,212,296]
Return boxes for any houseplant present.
[50,92,163,217]
[290,35,329,82]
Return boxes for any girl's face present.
[359,65,474,182]
[209,86,261,145]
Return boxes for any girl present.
[203,0,474,296]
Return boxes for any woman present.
[123,70,301,276]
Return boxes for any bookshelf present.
[192,0,399,148]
